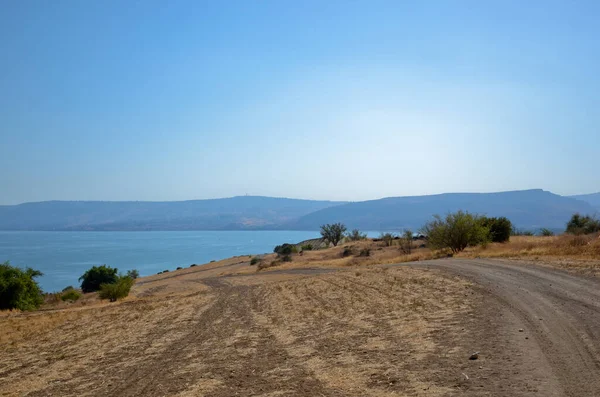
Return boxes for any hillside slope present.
[570,193,600,211]
[0,196,345,231]
[285,189,595,231]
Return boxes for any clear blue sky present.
[1,0,599,205]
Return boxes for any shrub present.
[281,255,292,262]
[300,244,313,251]
[176,267,182,270]
[79,265,118,293]
[190,264,197,267]
[399,230,413,254]
[0,261,44,311]
[62,285,75,292]
[358,248,371,257]
[422,211,490,253]
[250,257,261,266]
[566,213,600,235]
[379,232,395,247]
[347,229,367,241]
[480,216,512,243]
[273,243,296,256]
[540,228,555,237]
[98,276,134,302]
[341,247,353,257]
[61,289,82,302]
[126,269,140,279]
[320,223,347,247]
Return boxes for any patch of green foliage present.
[422,211,490,253]
[79,265,118,293]
[61,288,82,302]
[540,228,555,237]
[250,257,261,266]
[300,244,313,251]
[480,216,512,243]
[0,261,44,311]
[347,229,367,241]
[273,243,296,256]
[126,269,139,279]
[320,223,347,247]
[566,213,600,235]
[98,276,134,302]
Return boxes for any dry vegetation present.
[0,248,479,396]
[2,234,599,396]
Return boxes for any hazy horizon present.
[2,1,599,205]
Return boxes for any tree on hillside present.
[0,261,44,311]
[422,211,489,253]
[566,213,600,235]
[320,223,347,247]
[79,265,118,293]
[480,216,512,243]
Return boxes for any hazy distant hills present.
[0,196,345,231]
[284,189,595,231]
[0,190,596,231]
[569,193,600,211]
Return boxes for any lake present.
[0,231,335,292]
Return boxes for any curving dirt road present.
[408,259,600,397]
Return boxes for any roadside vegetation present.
[0,261,44,311]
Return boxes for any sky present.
[1,0,599,205]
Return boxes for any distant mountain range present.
[569,193,600,211]
[0,190,597,231]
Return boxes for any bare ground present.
[2,257,600,396]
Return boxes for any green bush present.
[320,223,347,247]
[281,254,292,262]
[480,216,512,243]
[62,285,75,292]
[0,261,44,311]
[300,244,313,251]
[347,229,367,241]
[250,257,261,266]
[98,276,134,302]
[274,243,296,256]
[79,265,118,293]
[341,247,353,257]
[422,211,490,253]
[566,213,600,235]
[61,289,82,302]
[358,248,371,257]
[126,269,140,279]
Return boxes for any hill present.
[569,193,600,211]
[0,196,345,231]
[284,189,595,231]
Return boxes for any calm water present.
[0,231,330,292]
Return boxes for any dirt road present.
[407,258,600,397]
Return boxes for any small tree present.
[399,230,413,254]
[98,276,134,302]
[320,223,347,247]
[566,213,600,235]
[0,261,44,311]
[79,265,118,293]
[480,216,512,243]
[422,211,490,253]
[347,229,367,241]
[126,269,140,279]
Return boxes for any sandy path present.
[407,259,600,397]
